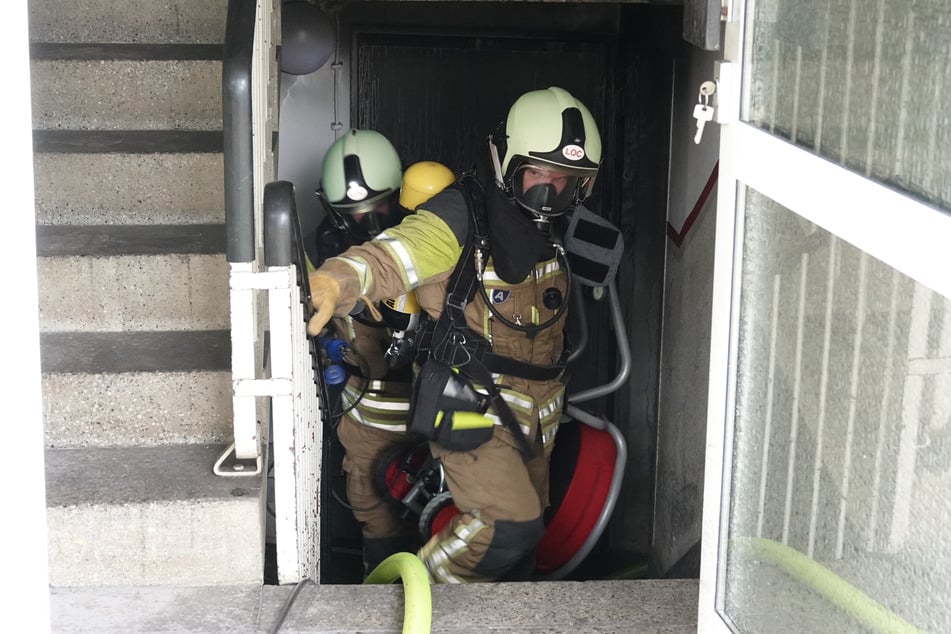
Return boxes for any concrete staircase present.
[31,0,264,586]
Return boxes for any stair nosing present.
[30,42,223,61]
[40,330,232,374]
[33,129,224,154]
[36,224,227,257]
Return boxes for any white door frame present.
[698,1,951,630]
[6,1,52,631]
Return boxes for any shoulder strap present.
[426,177,533,456]
[445,176,486,312]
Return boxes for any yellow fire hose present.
[364,552,433,634]
[734,537,925,634]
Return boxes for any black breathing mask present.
[485,183,551,284]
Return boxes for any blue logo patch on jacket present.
[491,289,510,304]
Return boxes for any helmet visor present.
[511,162,589,217]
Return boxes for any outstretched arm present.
[307,196,466,334]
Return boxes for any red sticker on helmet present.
[562,145,585,161]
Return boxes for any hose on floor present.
[733,537,924,634]
[364,552,433,634]
[268,553,431,634]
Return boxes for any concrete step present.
[31,57,222,131]
[33,133,223,226]
[46,444,264,587]
[48,579,699,632]
[40,330,232,447]
[43,370,233,448]
[29,0,228,44]
[37,253,229,332]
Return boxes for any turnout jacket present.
[307,217,412,431]
[320,185,568,448]
[332,314,412,431]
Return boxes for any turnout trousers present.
[336,415,419,573]
[418,427,552,583]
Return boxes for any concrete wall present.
[651,41,721,577]
[276,61,344,240]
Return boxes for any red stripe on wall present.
[667,161,719,247]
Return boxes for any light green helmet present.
[494,87,602,217]
[318,129,403,239]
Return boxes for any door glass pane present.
[722,187,951,633]
[745,0,951,212]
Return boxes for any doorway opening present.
[274,0,688,585]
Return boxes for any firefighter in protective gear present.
[304,128,456,574]
[308,87,605,583]
[380,161,456,369]
[304,129,404,270]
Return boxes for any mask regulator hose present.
[477,242,572,334]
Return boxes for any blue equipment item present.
[316,336,349,409]
[323,364,347,386]
[320,336,349,362]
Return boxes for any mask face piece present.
[511,162,585,217]
[324,191,403,242]
[485,183,549,284]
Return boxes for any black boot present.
[500,550,537,582]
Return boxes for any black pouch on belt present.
[408,358,494,451]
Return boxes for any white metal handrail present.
[216,0,280,476]
[218,0,321,584]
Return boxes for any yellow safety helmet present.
[399,161,456,211]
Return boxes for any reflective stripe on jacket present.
[333,314,411,431]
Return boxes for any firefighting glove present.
[307,267,382,336]
[307,271,342,336]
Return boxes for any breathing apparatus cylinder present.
[380,291,422,370]
[379,161,456,369]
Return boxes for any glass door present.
[700,1,951,632]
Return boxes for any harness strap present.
[426,315,564,382]
[431,178,566,379]
[417,177,531,457]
